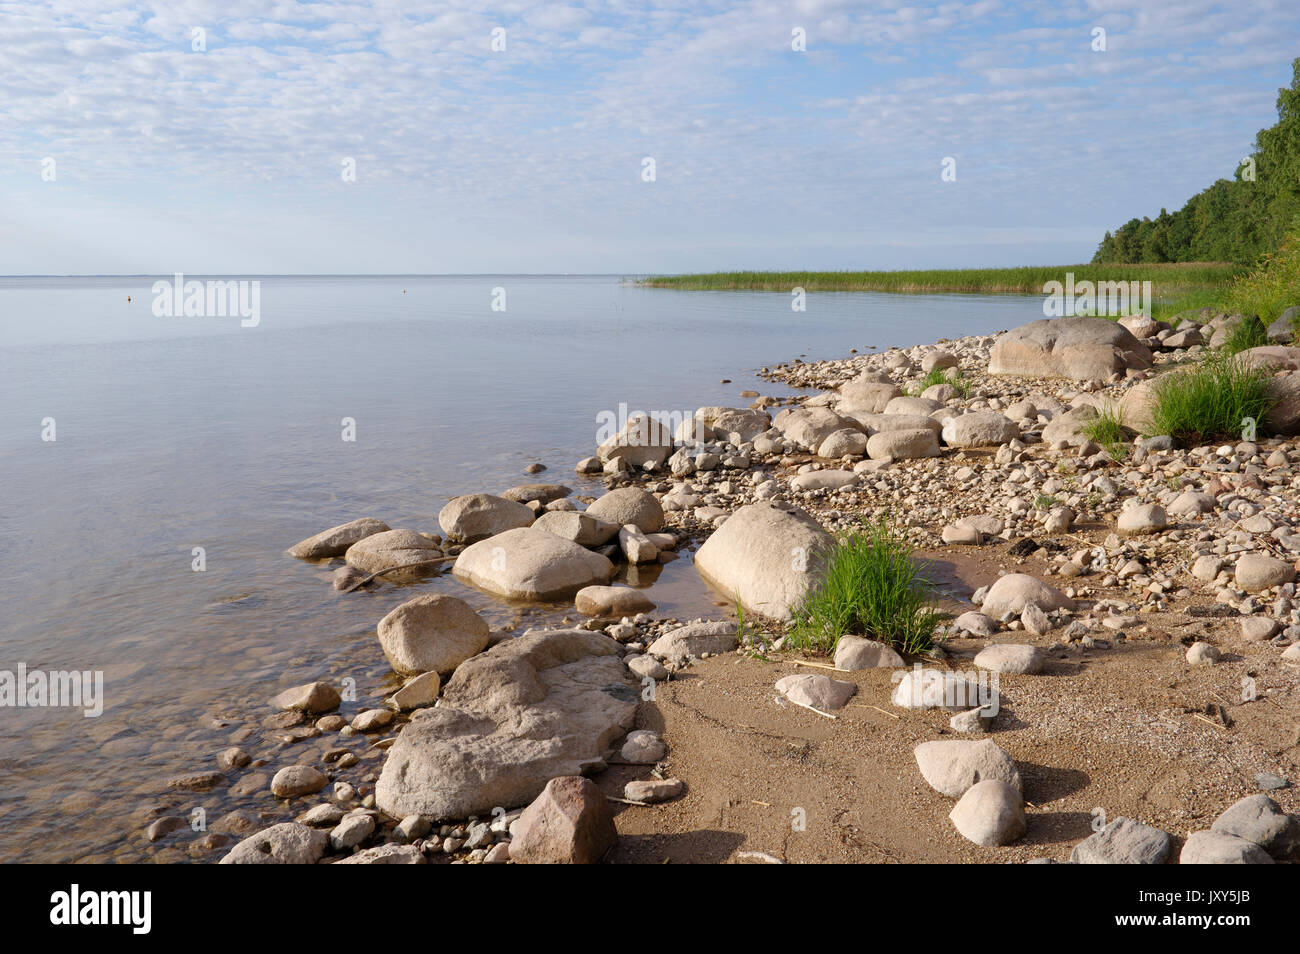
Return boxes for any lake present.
[0,274,1045,861]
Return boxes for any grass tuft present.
[787,519,938,657]
[1146,351,1274,446]
[913,366,971,398]
[1221,314,1269,355]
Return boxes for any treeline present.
[1093,57,1300,265]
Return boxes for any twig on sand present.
[780,696,837,719]
[342,557,455,593]
[609,797,653,807]
[852,704,900,720]
[1192,713,1226,730]
[735,851,785,864]
[790,659,840,671]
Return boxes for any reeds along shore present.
[639,263,1240,297]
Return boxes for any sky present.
[1,0,1298,275]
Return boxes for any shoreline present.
[161,305,1300,864]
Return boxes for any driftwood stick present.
[342,557,456,593]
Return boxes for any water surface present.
[0,275,1044,861]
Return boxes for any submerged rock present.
[344,529,442,577]
[287,517,390,559]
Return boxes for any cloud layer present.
[1,0,1296,273]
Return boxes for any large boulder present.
[941,411,1019,447]
[774,406,858,451]
[375,629,637,819]
[695,407,771,444]
[597,412,676,469]
[1266,307,1298,343]
[1238,346,1300,372]
[693,503,833,621]
[584,487,664,533]
[287,517,390,559]
[509,776,617,864]
[1118,382,1158,433]
[377,594,491,676]
[344,529,442,577]
[837,380,902,416]
[1266,373,1300,435]
[847,412,943,435]
[438,494,535,543]
[989,317,1153,382]
[884,396,940,416]
[453,527,614,600]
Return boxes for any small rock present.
[270,765,328,799]
[624,778,685,803]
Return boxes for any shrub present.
[1221,231,1300,326]
[787,520,938,656]
[1146,351,1274,446]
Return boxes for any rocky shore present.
[150,311,1300,864]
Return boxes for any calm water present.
[0,275,1044,862]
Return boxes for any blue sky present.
[2,0,1298,274]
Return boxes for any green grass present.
[912,365,971,398]
[1220,235,1300,326]
[787,520,939,657]
[1081,405,1128,446]
[1146,351,1274,446]
[1222,314,1269,354]
[1080,404,1131,458]
[639,263,1241,296]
